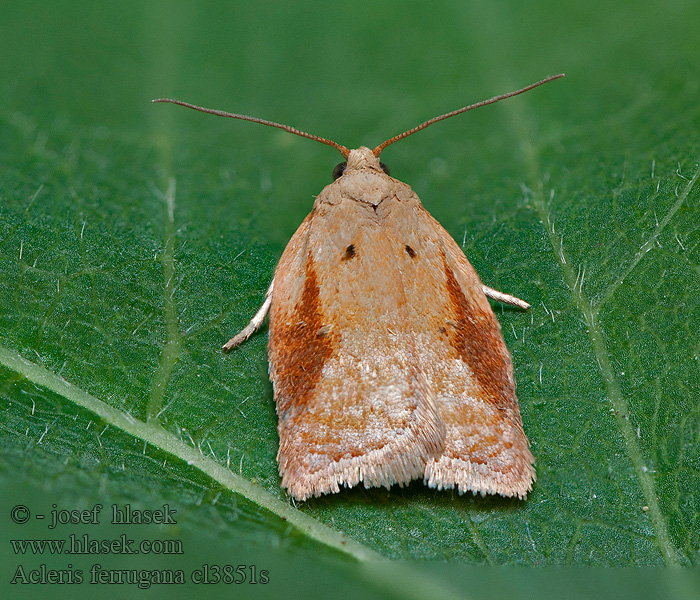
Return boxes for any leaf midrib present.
[0,345,381,563]
[508,96,695,566]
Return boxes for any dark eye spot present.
[342,244,356,260]
[333,162,347,180]
[405,245,416,258]
[380,162,390,175]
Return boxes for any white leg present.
[482,285,530,310]
[222,280,274,351]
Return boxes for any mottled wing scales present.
[266,164,533,500]
[424,213,534,498]
[381,190,535,499]
[268,201,445,500]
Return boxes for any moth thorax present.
[346,147,383,172]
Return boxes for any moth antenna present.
[372,73,565,156]
[152,98,350,159]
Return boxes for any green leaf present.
[1,0,700,596]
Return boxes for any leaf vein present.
[0,345,381,562]
[593,164,700,315]
[146,179,182,423]
[530,191,687,566]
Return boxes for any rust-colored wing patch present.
[269,253,334,419]
[268,197,445,500]
[441,248,516,409]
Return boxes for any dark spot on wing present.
[342,244,356,260]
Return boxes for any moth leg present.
[222,280,274,351]
[482,285,530,310]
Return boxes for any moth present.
[154,74,562,501]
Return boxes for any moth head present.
[333,148,390,180]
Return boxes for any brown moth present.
[154,74,562,501]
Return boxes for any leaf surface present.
[1,1,699,596]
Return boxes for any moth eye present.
[380,162,390,176]
[332,162,347,180]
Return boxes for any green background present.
[1,0,699,597]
